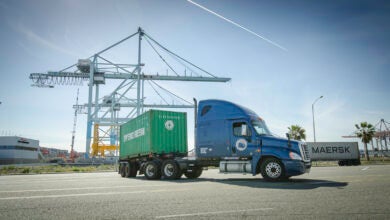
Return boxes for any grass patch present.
[311,161,339,167]
[0,164,115,175]
[360,157,390,165]
[22,168,30,174]
[311,157,390,167]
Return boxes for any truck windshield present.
[252,119,272,136]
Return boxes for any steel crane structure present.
[70,88,83,162]
[374,119,390,152]
[342,118,390,156]
[29,27,231,158]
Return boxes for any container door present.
[230,120,256,157]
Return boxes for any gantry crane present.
[342,118,390,155]
[29,27,231,158]
[373,119,390,152]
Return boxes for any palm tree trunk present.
[364,142,370,161]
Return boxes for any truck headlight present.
[289,152,302,160]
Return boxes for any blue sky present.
[0,0,389,152]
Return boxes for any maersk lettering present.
[312,146,350,154]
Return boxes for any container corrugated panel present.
[120,110,187,159]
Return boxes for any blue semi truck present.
[119,99,311,181]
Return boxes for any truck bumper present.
[282,160,311,177]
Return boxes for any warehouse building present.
[0,136,39,164]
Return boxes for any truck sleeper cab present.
[195,100,311,181]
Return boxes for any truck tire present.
[129,162,138,177]
[144,161,161,180]
[338,160,346,166]
[120,164,126,177]
[184,167,202,179]
[261,158,285,182]
[124,163,131,178]
[162,160,181,180]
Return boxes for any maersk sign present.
[119,110,187,159]
[307,142,359,161]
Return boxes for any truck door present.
[230,120,256,157]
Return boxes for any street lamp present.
[312,95,323,142]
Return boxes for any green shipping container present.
[119,110,187,159]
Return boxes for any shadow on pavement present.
[206,178,348,190]
[130,176,348,190]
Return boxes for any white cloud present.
[317,100,345,119]
[13,22,79,58]
[363,110,386,116]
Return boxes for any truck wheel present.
[338,161,345,166]
[120,164,126,178]
[144,161,161,180]
[124,163,131,178]
[129,162,138,177]
[184,167,202,179]
[162,160,181,180]
[261,158,285,182]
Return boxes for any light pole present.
[312,96,323,142]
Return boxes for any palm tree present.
[355,122,375,161]
[288,125,306,141]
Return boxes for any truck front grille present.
[300,144,310,161]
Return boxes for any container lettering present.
[124,128,145,142]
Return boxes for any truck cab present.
[195,100,311,181]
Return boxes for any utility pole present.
[137,27,143,116]
[312,95,323,142]
[70,88,80,163]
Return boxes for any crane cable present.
[144,37,180,77]
[144,33,218,78]
[149,80,192,105]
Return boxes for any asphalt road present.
[0,165,389,220]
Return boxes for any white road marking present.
[0,178,99,185]
[155,208,273,219]
[0,188,188,200]
[0,183,176,193]
[362,166,370,171]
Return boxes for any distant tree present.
[288,125,306,141]
[355,122,375,161]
